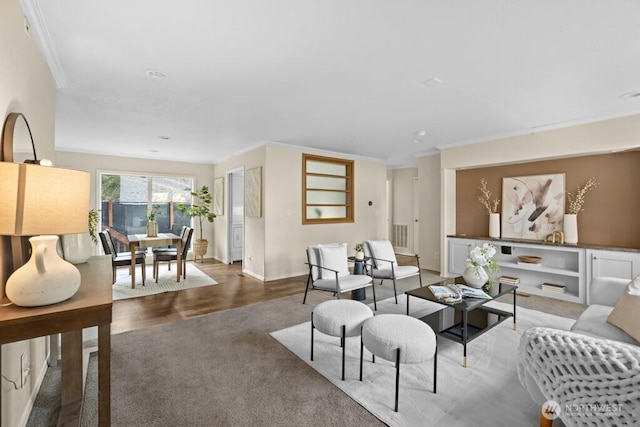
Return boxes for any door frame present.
[226,166,245,264]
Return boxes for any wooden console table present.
[0,256,112,426]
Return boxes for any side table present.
[0,256,112,426]
[349,257,367,301]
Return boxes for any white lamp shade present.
[0,163,90,236]
[0,162,19,235]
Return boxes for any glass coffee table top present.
[406,276,518,368]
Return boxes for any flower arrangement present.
[466,243,499,291]
[354,243,364,253]
[466,243,498,274]
[477,178,500,214]
[567,177,598,215]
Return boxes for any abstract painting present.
[245,167,262,218]
[502,173,565,240]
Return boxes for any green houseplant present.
[88,208,100,244]
[178,185,216,261]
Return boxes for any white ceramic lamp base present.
[6,235,81,307]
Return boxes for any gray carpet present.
[81,291,381,426]
[27,273,583,426]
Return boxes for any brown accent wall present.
[456,151,640,248]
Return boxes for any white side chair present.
[303,243,377,310]
[364,240,422,304]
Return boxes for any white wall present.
[1,0,57,425]
[56,151,215,256]
[212,145,266,278]
[417,153,441,271]
[390,168,418,253]
[263,144,388,280]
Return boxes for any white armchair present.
[363,240,422,304]
[303,243,377,310]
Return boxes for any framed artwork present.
[213,177,224,215]
[245,167,262,218]
[501,173,564,240]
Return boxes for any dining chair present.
[364,240,422,304]
[303,242,376,310]
[99,231,146,285]
[152,227,193,282]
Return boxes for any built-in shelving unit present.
[448,236,640,304]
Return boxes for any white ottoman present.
[312,300,374,380]
[360,314,437,412]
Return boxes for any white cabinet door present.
[587,249,640,281]
[448,238,475,275]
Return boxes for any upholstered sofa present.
[518,276,640,426]
[570,276,639,346]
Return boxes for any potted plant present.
[354,243,365,260]
[178,185,216,262]
[88,208,100,244]
[147,204,161,237]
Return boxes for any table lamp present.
[1,113,90,307]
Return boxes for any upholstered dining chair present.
[153,225,188,257]
[364,240,422,304]
[99,230,146,285]
[303,243,377,310]
[153,227,193,282]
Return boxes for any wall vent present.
[392,224,409,249]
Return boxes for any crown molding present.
[20,0,67,88]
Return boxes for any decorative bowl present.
[518,255,542,264]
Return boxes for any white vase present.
[462,265,488,289]
[355,251,364,260]
[564,214,578,244]
[62,232,93,264]
[147,220,158,237]
[489,213,500,239]
[6,235,81,307]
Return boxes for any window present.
[303,154,354,224]
[99,172,193,251]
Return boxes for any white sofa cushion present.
[572,304,640,346]
[607,275,640,343]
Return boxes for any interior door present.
[228,169,244,263]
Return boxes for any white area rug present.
[112,262,217,300]
[271,294,575,427]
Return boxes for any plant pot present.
[62,232,93,264]
[462,265,488,289]
[147,220,158,237]
[355,251,364,260]
[193,239,208,262]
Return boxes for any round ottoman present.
[312,299,374,380]
[360,314,437,412]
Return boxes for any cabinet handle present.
[593,256,598,260]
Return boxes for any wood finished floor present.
[112,259,307,334]
[112,256,586,335]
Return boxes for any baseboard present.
[241,269,264,281]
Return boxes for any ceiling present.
[23,0,640,167]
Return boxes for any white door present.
[227,169,244,263]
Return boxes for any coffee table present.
[406,277,517,368]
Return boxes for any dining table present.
[127,233,182,289]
